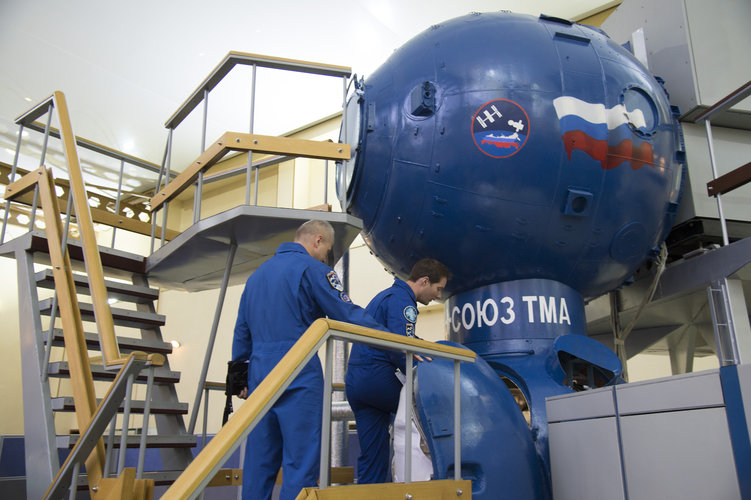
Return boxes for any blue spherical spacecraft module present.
[341,11,684,299]
[339,10,686,500]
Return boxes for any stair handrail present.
[0,159,179,242]
[149,51,353,250]
[148,131,349,214]
[2,111,174,248]
[42,351,164,499]
[161,318,476,500]
[7,91,128,368]
[6,92,160,497]
[165,51,352,130]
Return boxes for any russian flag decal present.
[553,96,654,170]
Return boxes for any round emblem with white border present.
[403,305,418,323]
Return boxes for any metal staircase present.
[2,231,195,497]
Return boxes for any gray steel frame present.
[45,355,150,499]
[16,247,59,500]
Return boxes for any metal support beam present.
[188,243,238,434]
[16,248,59,500]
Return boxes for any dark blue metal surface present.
[343,11,685,299]
[415,341,543,500]
[341,10,685,500]
[447,278,622,498]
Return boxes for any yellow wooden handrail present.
[6,164,107,493]
[148,132,350,213]
[161,318,475,499]
[5,91,147,497]
[51,91,125,367]
[8,92,128,367]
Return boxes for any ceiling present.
[0,0,615,196]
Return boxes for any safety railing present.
[3,92,166,498]
[692,79,751,368]
[6,92,126,367]
[161,318,476,499]
[693,79,751,247]
[148,51,353,252]
[1,105,176,249]
[42,352,164,499]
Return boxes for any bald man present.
[232,219,384,500]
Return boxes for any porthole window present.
[621,86,659,137]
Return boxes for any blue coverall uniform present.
[232,241,384,500]
[345,278,419,484]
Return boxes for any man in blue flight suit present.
[232,219,385,500]
[345,258,451,484]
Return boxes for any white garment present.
[391,379,433,482]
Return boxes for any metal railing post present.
[201,89,209,153]
[193,89,209,224]
[404,352,413,483]
[704,119,729,246]
[202,386,210,448]
[1,123,24,244]
[136,365,156,480]
[453,360,461,481]
[30,103,55,230]
[117,374,135,475]
[68,461,80,500]
[194,171,203,224]
[103,414,117,478]
[245,64,257,205]
[253,166,259,205]
[160,128,174,247]
[151,139,170,254]
[319,337,334,490]
[339,76,348,212]
[111,159,125,248]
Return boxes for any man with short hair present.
[232,219,384,500]
[345,258,451,484]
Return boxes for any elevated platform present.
[586,235,751,359]
[145,205,364,292]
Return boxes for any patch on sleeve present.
[403,305,418,323]
[327,271,344,292]
[405,322,415,337]
[340,292,352,303]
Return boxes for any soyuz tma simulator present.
[339,11,686,500]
